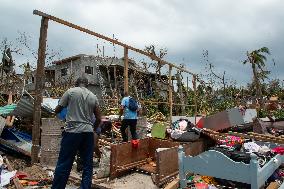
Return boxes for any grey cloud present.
[0,0,283,86]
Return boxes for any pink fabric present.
[218,136,243,146]
[272,147,284,155]
[179,120,187,131]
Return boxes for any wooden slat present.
[33,10,196,76]
[164,177,179,189]
[203,128,284,144]
[32,16,49,164]
[168,65,173,124]
[124,47,129,94]
[5,157,24,189]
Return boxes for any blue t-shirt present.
[121,96,140,119]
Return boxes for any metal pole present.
[124,47,129,95]
[168,65,173,125]
[31,17,49,164]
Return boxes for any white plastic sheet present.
[42,98,60,111]
[0,170,17,187]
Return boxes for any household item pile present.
[167,118,201,142]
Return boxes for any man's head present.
[75,76,89,87]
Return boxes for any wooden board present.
[164,178,179,189]
[155,139,206,186]
[110,138,150,178]
[138,163,156,173]
[148,138,179,159]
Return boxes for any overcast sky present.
[0,0,283,86]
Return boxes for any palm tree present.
[243,47,271,104]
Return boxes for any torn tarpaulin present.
[0,155,17,187]
[0,170,17,187]
[0,127,32,156]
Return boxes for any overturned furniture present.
[110,137,208,186]
[178,147,284,189]
[253,118,284,134]
[203,108,245,131]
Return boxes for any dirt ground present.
[98,172,160,189]
[5,155,160,189]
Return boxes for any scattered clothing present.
[244,142,261,153]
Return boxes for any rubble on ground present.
[2,96,284,189]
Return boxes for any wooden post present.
[168,65,173,124]
[193,75,197,124]
[114,65,117,90]
[32,17,49,164]
[186,76,189,91]
[124,47,129,95]
[33,10,196,76]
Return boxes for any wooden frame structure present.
[32,10,197,163]
[178,147,284,189]
[110,138,207,186]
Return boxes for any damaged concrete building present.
[26,54,170,101]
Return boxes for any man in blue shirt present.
[119,92,140,142]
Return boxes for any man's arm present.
[93,105,102,130]
[137,102,142,116]
[119,105,124,117]
[54,90,69,114]
[54,105,64,114]
[119,97,126,119]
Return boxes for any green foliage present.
[274,109,284,119]
[145,104,159,118]
[211,98,237,114]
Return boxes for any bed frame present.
[178,146,284,189]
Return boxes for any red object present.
[196,118,204,128]
[15,171,28,179]
[272,147,284,155]
[131,139,139,149]
[195,183,208,189]
[28,181,39,186]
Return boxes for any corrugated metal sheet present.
[0,104,17,116]
[10,92,53,118]
[0,116,5,134]
[11,93,35,118]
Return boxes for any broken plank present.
[92,182,112,189]
[5,157,24,189]
[164,177,179,189]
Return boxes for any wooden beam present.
[164,177,179,189]
[193,75,197,123]
[32,17,49,164]
[33,10,196,76]
[186,76,189,91]
[114,66,117,91]
[168,65,173,124]
[5,157,24,189]
[124,47,129,95]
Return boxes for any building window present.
[61,68,68,76]
[85,66,93,75]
